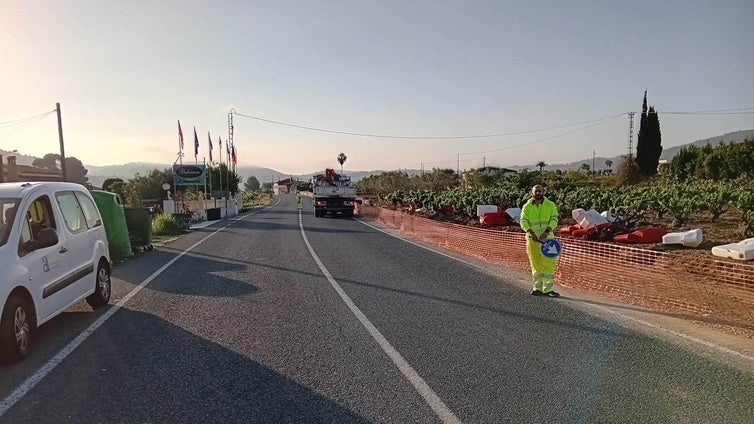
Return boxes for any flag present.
[226,140,230,157]
[217,136,222,164]
[208,132,213,162]
[231,145,237,165]
[178,120,184,150]
[193,127,199,158]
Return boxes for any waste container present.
[91,190,133,261]
[124,208,153,251]
[207,207,221,221]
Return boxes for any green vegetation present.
[32,153,90,185]
[152,213,181,236]
[636,90,663,176]
[240,191,271,208]
[358,138,754,239]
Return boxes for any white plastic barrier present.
[662,228,704,247]
[600,210,617,223]
[711,237,754,261]
[572,208,611,229]
[505,207,522,224]
[476,205,498,217]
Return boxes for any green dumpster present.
[124,208,153,251]
[91,190,133,261]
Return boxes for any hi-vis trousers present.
[526,237,557,293]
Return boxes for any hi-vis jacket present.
[520,197,558,239]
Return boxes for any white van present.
[0,182,111,362]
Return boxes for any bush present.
[152,213,181,236]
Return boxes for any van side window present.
[56,191,87,234]
[75,192,101,228]
[18,195,58,255]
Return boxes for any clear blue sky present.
[2,0,753,174]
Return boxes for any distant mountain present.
[510,129,754,172]
[85,163,402,187]
[659,129,754,160]
[3,129,751,186]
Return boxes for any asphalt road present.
[1,194,753,423]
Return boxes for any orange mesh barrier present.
[361,205,754,329]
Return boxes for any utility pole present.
[56,102,67,181]
[627,112,635,158]
[482,156,485,168]
[457,154,460,175]
[592,150,596,175]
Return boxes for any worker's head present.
[531,185,544,201]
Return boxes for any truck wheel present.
[0,294,33,363]
[86,259,111,308]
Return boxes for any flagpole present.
[217,136,222,208]
[203,157,208,220]
[175,120,185,214]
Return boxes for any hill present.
[2,129,752,186]
[509,129,754,172]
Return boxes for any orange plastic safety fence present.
[361,205,754,329]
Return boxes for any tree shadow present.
[2,309,371,423]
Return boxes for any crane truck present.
[312,168,356,218]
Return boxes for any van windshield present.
[0,198,20,247]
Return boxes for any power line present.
[0,110,56,128]
[633,107,754,115]
[231,111,628,140]
[459,113,624,156]
[0,110,57,139]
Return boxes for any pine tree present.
[636,90,663,176]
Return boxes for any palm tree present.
[605,159,613,174]
[536,161,547,171]
[337,153,347,174]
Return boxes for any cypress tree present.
[636,91,663,176]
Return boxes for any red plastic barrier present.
[481,212,512,226]
[633,227,668,243]
[613,227,668,244]
[568,224,583,233]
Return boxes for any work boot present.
[543,290,560,298]
[531,290,544,296]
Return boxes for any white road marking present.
[355,217,754,364]
[300,212,461,424]
[0,205,276,417]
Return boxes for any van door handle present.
[59,246,68,253]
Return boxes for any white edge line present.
[300,212,461,424]
[354,217,754,364]
[0,203,277,417]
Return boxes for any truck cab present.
[312,169,356,218]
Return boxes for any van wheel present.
[0,295,32,363]
[86,260,111,308]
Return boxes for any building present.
[0,155,63,183]
[273,177,295,195]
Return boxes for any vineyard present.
[357,139,754,247]
[376,182,752,241]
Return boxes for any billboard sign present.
[173,164,206,186]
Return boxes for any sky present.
[1,0,753,175]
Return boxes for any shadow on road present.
[1,309,371,423]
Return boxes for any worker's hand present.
[538,232,549,243]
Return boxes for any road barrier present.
[361,205,754,330]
